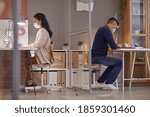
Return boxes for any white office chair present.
[25,44,54,94]
[25,48,64,94]
[25,64,51,94]
[91,64,118,89]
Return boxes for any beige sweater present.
[27,28,51,64]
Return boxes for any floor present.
[1,86,150,100]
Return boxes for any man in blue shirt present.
[92,17,122,90]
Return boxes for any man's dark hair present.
[107,17,119,26]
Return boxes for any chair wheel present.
[108,88,111,91]
[59,88,64,92]
[25,89,29,93]
[47,89,51,94]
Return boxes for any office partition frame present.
[68,0,92,93]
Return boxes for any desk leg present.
[122,52,125,91]
[28,51,36,95]
[146,52,150,74]
[129,52,136,88]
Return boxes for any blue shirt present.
[92,25,119,57]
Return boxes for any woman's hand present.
[107,47,113,55]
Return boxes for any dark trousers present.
[92,56,122,84]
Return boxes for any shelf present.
[132,34,146,36]
[135,62,145,65]
[132,2,144,4]
[54,49,89,52]
[132,0,144,3]
[71,50,89,52]
[53,49,68,52]
[132,14,145,15]
[72,68,90,71]
[124,78,150,80]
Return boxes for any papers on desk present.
[115,47,134,51]
[119,47,135,49]
[135,46,144,49]
[117,46,144,50]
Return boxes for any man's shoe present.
[107,84,119,90]
[95,81,108,88]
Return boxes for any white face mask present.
[34,23,41,29]
[111,28,116,33]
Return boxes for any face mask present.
[34,23,41,29]
[111,28,116,33]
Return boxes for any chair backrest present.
[49,42,54,64]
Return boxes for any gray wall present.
[27,0,120,49]
[27,0,64,48]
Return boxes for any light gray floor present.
[1,86,150,100]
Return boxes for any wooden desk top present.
[114,47,150,52]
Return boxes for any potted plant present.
[63,43,69,50]
[77,41,84,50]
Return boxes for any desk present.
[0,48,37,91]
[115,48,150,91]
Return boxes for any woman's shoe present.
[29,83,37,87]
[25,82,29,87]
[25,82,37,87]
